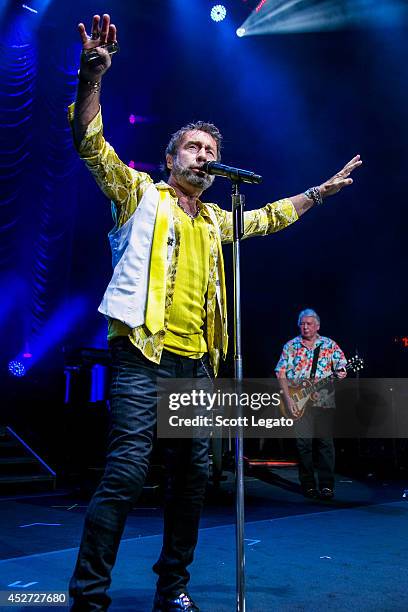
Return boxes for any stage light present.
[128,161,159,171]
[23,341,32,359]
[211,5,227,22]
[255,0,267,12]
[237,0,408,36]
[236,27,246,37]
[22,4,38,13]
[129,114,151,124]
[8,351,31,376]
[8,360,26,377]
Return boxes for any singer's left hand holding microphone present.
[78,14,117,82]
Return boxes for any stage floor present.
[0,468,407,611]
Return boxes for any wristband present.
[77,70,101,91]
[304,186,323,206]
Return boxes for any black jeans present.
[295,406,335,491]
[69,338,212,611]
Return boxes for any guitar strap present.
[310,345,321,380]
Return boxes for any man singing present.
[68,14,362,612]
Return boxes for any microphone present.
[83,41,120,63]
[201,161,262,184]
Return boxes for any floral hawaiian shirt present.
[275,335,347,408]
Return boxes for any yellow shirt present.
[164,204,210,357]
[68,104,299,375]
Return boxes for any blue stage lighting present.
[211,5,227,22]
[236,27,246,37]
[8,360,26,377]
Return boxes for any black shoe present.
[303,487,319,499]
[320,487,334,500]
[152,591,199,612]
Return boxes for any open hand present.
[78,14,117,82]
[319,155,363,199]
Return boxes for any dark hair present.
[163,121,222,176]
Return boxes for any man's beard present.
[172,157,215,191]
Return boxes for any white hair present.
[298,309,320,326]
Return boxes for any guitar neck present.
[309,362,352,393]
[309,373,336,393]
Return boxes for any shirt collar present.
[296,335,323,349]
[155,181,213,219]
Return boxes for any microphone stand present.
[231,180,245,612]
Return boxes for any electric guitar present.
[279,356,364,421]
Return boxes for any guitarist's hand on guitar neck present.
[334,368,347,379]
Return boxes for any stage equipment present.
[8,360,26,377]
[210,164,261,611]
[211,5,227,22]
[64,347,111,405]
[0,425,56,493]
[236,0,408,37]
[279,356,364,420]
[82,41,119,63]
[201,161,262,185]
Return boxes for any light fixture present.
[211,5,227,22]
[8,360,26,377]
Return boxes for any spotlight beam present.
[262,0,347,33]
[251,0,306,28]
[242,0,343,32]
[237,0,408,36]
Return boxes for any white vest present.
[98,183,176,328]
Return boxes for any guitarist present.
[275,309,347,500]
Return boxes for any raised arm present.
[74,14,116,146]
[69,15,152,217]
[210,155,363,244]
[290,155,363,216]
